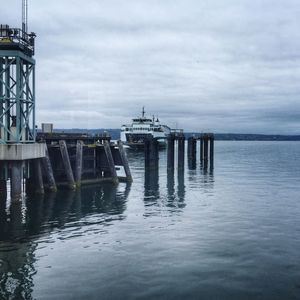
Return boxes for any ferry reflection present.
[0,183,131,300]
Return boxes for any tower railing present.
[0,25,36,56]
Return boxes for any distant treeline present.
[49,129,300,141]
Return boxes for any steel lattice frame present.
[0,50,35,144]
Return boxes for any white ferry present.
[120,108,171,148]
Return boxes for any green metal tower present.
[0,24,36,144]
[0,5,45,201]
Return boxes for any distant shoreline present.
[46,129,300,141]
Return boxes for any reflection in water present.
[200,159,214,175]
[200,163,215,190]
[144,168,160,201]
[167,169,175,202]
[177,169,185,204]
[187,162,214,192]
[0,201,36,299]
[144,167,187,215]
[0,183,131,300]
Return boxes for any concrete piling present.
[10,161,23,201]
[33,159,45,194]
[59,140,76,190]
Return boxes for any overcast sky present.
[1,0,300,133]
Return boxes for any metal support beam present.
[0,51,36,144]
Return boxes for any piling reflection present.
[167,169,175,202]
[144,168,160,201]
[186,162,214,194]
[144,167,186,214]
[177,169,185,205]
[0,183,131,300]
[198,163,215,190]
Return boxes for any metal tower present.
[0,24,36,143]
[0,2,45,200]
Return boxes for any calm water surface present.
[1,141,300,299]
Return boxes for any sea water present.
[0,141,300,299]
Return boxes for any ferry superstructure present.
[120,108,171,148]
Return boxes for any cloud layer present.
[1,0,300,133]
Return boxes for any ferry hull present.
[123,140,167,150]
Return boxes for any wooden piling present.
[10,161,23,201]
[41,145,57,192]
[144,138,150,169]
[200,138,204,161]
[167,135,175,170]
[177,135,185,170]
[75,140,83,187]
[188,137,196,169]
[209,136,214,166]
[150,138,159,167]
[59,140,76,190]
[103,141,118,183]
[117,140,133,182]
[203,136,209,161]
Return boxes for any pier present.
[144,132,214,171]
[188,133,214,169]
[1,15,213,203]
[35,132,132,192]
[0,22,132,202]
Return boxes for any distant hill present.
[48,128,300,141]
[187,133,300,141]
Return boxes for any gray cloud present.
[1,0,300,133]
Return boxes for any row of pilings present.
[187,133,214,169]
[144,133,214,170]
[0,134,132,202]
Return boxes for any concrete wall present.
[0,144,45,160]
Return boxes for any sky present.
[1,0,300,134]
